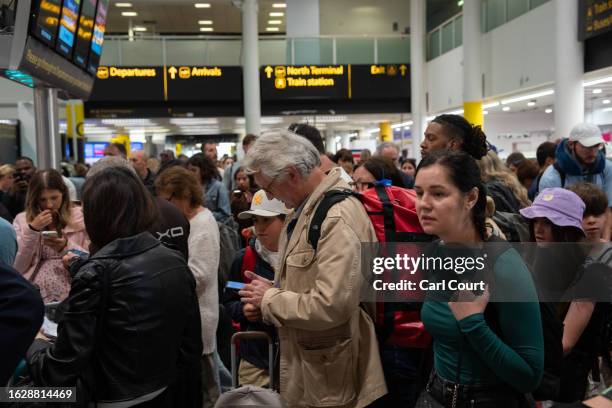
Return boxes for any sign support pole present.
[241,0,262,137]
[33,87,61,170]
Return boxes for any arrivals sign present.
[580,0,612,40]
[90,65,243,102]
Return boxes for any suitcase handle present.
[230,331,274,389]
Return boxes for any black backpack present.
[483,237,564,401]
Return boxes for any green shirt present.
[421,248,544,393]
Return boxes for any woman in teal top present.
[414,150,544,407]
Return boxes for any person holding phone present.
[223,189,289,388]
[12,169,89,302]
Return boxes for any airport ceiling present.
[105,0,458,35]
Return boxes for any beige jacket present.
[260,168,387,408]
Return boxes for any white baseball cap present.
[569,123,603,147]
[238,190,290,219]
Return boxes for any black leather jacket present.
[27,232,202,405]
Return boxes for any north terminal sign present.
[580,0,612,40]
[260,64,410,101]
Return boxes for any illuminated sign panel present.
[56,0,81,58]
[580,0,612,40]
[73,0,97,68]
[30,0,63,47]
[261,65,349,100]
[90,66,243,102]
[87,0,109,75]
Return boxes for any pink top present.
[13,206,90,302]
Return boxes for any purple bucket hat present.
[519,188,585,233]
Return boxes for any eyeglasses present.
[260,172,283,196]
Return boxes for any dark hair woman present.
[414,150,544,407]
[351,156,405,192]
[230,167,258,240]
[420,114,489,160]
[13,169,89,302]
[26,167,203,407]
[187,153,231,221]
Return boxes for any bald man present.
[129,150,156,195]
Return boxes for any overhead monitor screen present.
[73,0,97,68]
[87,0,109,75]
[56,0,82,58]
[30,0,63,47]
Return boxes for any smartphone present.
[68,249,89,258]
[233,190,243,197]
[42,231,60,238]
[226,281,246,291]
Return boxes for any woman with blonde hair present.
[478,151,530,213]
[13,169,89,302]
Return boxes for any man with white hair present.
[238,129,386,408]
[374,141,414,188]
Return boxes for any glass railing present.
[100,35,411,67]
[427,0,550,61]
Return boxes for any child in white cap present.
[222,189,289,388]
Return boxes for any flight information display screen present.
[56,0,82,58]
[87,0,109,75]
[30,0,63,47]
[73,0,97,68]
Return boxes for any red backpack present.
[308,185,433,349]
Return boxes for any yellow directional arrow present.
[399,64,407,76]
[168,66,178,80]
[265,66,273,79]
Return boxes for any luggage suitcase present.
[214,331,285,407]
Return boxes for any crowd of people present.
[1,118,612,408]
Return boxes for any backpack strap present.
[240,246,257,284]
[374,185,397,243]
[553,162,566,187]
[308,189,353,252]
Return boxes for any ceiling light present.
[501,89,554,105]
[116,3,132,7]
[198,20,213,24]
[449,109,464,115]
[603,100,611,105]
[268,20,282,24]
[483,101,500,109]
[121,11,137,16]
[272,3,287,8]
[133,26,147,32]
[195,3,211,8]
[593,89,603,94]
[502,106,511,112]
[527,101,536,107]
[200,27,214,32]
[483,110,488,115]
[269,12,284,17]
[391,121,413,129]
[603,107,612,113]
[583,76,612,87]
[266,27,280,32]
[545,108,553,114]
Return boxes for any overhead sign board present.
[580,0,612,40]
[0,0,109,98]
[85,63,411,117]
[89,65,243,102]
